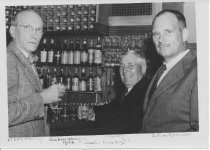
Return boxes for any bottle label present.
[94,50,102,64]
[79,80,86,91]
[73,51,81,64]
[61,51,68,64]
[72,78,79,91]
[94,77,102,91]
[81,51,88,63]
[88,49,94,64]
[87,78,94,91]
[68,51,74,65]
[40,51,47,63]
[48,51,54,63]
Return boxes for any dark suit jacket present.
[141,50,198,133]
[93,76,150,134]
[7,41,47,137]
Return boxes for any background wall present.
[183,2,196,43]
[108,2,196,43]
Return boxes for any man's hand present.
[78,105,95,121]
[40,83,66,104]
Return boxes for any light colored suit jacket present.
[141,50,198,133]
[7,41,47,137]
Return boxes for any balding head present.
[9,9,44,55]
[12,9,43,26]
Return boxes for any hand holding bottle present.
[40,83,66,104]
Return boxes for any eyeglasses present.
[15,24,43,35]
[119,63,135,71]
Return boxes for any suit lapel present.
[7,42,42,92]
[146,50,196,106]
[148,62,184,105]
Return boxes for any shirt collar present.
[164,49,190,70]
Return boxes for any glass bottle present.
[68,40,74,65]
[88,39,94,67]
[73,38,81,65]
[54,41,61,66]
[72,68,79,91]
[51,68,57,85]
[94,67,102,92]
[79,67,87,91]
[40,38,47,64]
[87,67,94,91]
[61,39,68,65]
[48,39,54,65]
[94,37,102,66]
[57,68,64,84]
[80,38,88,66]
[66,68,72,91]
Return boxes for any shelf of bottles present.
[102,32,151,67]
[36,36,107,100]
[5,4,99,32]
[36,36,112,122]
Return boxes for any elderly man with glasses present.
[7,9,66,137]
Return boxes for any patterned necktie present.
[28,54,39,77]
[28,54,38,65]
[148,64,166,101]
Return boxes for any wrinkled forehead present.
[16,11,43,26]
[121,53,138,65]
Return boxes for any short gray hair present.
[121,50,147,75]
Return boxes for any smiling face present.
[152,12,188,63]
[119,53,143,88]
[10,11,43,55]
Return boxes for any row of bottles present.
[103,33,151,52]
[51,103,101,123]
[39,67,102,92]
[102,33,151,66]
[37,37,102,67]
[5,5,97,31]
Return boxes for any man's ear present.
[9,25,16,39]
[182,28,189,42]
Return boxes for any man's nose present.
[158,33,166,43]
[32,30,39,40]
[123,67,129,74]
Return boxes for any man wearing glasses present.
[78,50,150,134]
[7,9,66,137]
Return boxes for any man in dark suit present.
[7,9,66,137]
[141,10,198,133]
[78,50,150,134]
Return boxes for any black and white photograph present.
[0,0,209,149]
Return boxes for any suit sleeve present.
[7,53,45,126]
[94,99,119,124]
[190,70,199,131]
